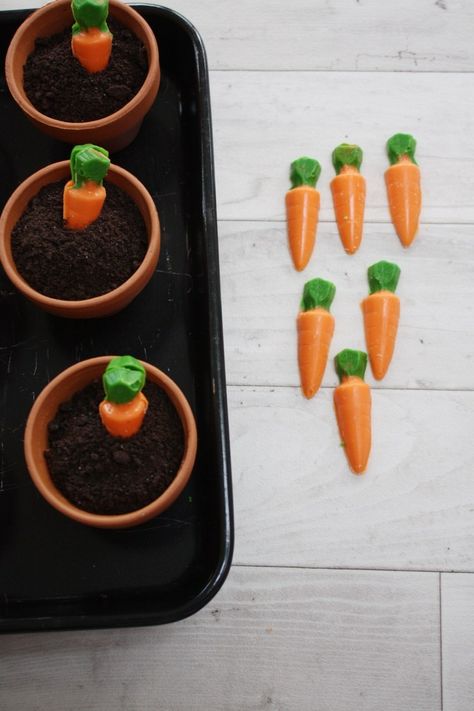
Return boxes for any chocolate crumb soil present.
[46,380,185,515]
[23,19,148,123]
[11,180,148,301]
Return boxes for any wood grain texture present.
[228,386,474,571]
[211,70,474,224]
[175,0,474,72]
[0,567,440,711]
[220,221,474,390]
[3,0,474,73]
[442,574,474,711]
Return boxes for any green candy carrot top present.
[332,144,363,175]
[99,356,149,438]
[289,157,321,189]
[285,157,322,271]
[335,349,367,383]
[362,261,401,380]
[385,133,421,247]
[71,0,113,73]
[330,143,366,254]
[368,260,401,294]
[301,277,336,312]
[63,143,110,230]
[386,133,417,165]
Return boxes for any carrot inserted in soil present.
[99,355,149,438]
[297,277,336,399]
[71,0,112,74]
[330,143,366,254]
[63,143,110,230]
[333,349,371,475]
[362,260,401,380]
[385,133,421,247]
[285,157,321,271]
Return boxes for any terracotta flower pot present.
[5,0,160,152]
[24,357,198,529]
[0,159,160,318]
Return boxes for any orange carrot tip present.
[285,156,321,271]
[99,355,149,438]
[297,278,336,399]
[333,349,371,475]
[385,133,421,248]
[71,0,112,74]
[63,143,110,230]
[362,261,401,381]
[330,143,366,255]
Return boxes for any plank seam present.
[232,563,474,574]
[227,384,474,394]
[440,573,444,711]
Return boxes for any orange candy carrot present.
[330,143,366,254]
[385,133,421,247]
[362,260,401,380]
[285,157,321,271]
[99,392,149,438]
[297,278,336,399]
[72,28,112,74]
[99,356,149,438]
[63,143,110,230]
[71,0,112,74]
[334,349,371,474]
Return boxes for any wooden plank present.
[3,0,474,73]
[170,0,474,73]
[220,221,474,390]
[211,70,474,224]
[442,573,474,711]
[0,567,441,711]
[228,386,474,571]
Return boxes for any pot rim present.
[5,0,159,130]
[24,356,198,528]
[0,160,160,313]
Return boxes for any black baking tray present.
[0,5,233,632]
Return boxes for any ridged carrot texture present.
[297,277,336,399]
[71,0,113,74]
[362,260,401,380]
[99,356,149,438]
[285,157,321,271]
[63,143,110,230]
[333,349,371,474]
[385,133,421,247]
[330,143,366,254]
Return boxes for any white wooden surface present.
[0,568,441,711]
[1,1,474,710]
[442,574,474,709]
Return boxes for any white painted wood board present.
[229,386,474,571]
[2,0,474,73]
[220,221,474,390]
[170,0,474,72]
[0,567,441,711]
[211,70,474,224]
[442,573,474,711]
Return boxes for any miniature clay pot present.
[24,357,198,529]
[0,159,160,318]
[5,0,160,152]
